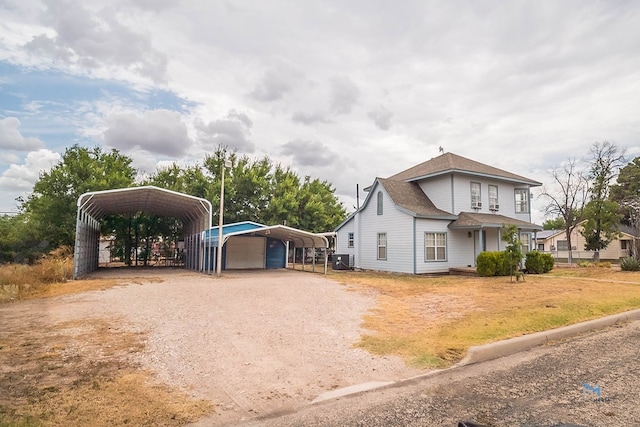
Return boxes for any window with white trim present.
[557,240,568,251]
[515,189,529,213]
[377,191,383,215]
[377,233,387,260]
[489,185,499,210]
[471,182,481,208]
[425,232,447,261]
[348,232,354,248]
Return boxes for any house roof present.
[448,212,542,231]
[378,178,457,219]
[388,152,542,186]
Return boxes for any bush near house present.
[476,251,511,277]
[525,251,555,274]
[620,257,640,271]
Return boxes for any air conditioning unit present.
[489,204,499,211]
[472,201,482,209]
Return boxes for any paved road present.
[242,319,640,427]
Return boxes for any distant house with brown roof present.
[334,152,542,273]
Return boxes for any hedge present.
[525,251,555,274]
[476,251,512,277]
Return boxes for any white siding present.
[359,184,414,273]
[335,216,356,264]
[415,219,453,273]
[418,174,453,212]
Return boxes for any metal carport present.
[205,223,330,273]
[73,186,212,278]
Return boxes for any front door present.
[473,230,487,265]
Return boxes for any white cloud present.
[22,0,168,83]
[0,117,45,151]
[329,75,359,115]
[0,149,60,192]
[195,110,255,153]
[280,139,337,167]
[103,109,192,157]
[367,106,393,131]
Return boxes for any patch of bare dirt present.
[1,268,425,426]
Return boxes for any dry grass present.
[0,316,214,427]
[332,268,640,368]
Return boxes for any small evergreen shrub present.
[525,251,554,274]
[477,251,511,277]
[620,257,640,271]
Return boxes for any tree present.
[542,217,565,230]
[501,224,523,282]
[21,145,136,251]
[539,159,588,264]
[610,156,640,258]
[610,156,640,226]
[580,142,625,261]
[202,145,346,231]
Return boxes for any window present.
[537,243,545,251]
[557,240,568,251]
[621,240,628,250]
[515,189,529,213]
[489,185,498,210]
[425,232,447,261]
[470,182,481,208]
[377,191,383,215]
[520,233,530,254]
[348,232,354,248]
[377,233,387,260]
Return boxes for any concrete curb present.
[311,308,640,404]
[454,308,640,367]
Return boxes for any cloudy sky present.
[1,0,639,223]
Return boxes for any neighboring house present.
[535,222,640,262]
[334,152,542,274]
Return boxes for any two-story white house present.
[335,152,543,274]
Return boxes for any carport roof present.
[77,185,212,222]
[206,222,329,248]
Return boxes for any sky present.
[1,0,639,223]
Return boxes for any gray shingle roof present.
[388,152,542,186]
[448,212,542,230]
[378,178,456,218]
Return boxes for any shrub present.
[620,257,640,271]
[525,251,554,274]
[577,261,592,267]
[477,251,510,277]
[595,261,611,268]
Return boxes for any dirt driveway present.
[4,268,422,425]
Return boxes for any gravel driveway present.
[49,268,423,425]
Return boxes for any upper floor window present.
[489,185,499,210]
[348,232,354,248]
[377,233,387,260]
[377,191,383,215]
[515,189,529,213]
[470,182,481,209]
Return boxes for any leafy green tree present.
[0,213,46,263]
[203,145,346,231]
[580,142,625,261]
[21,145,136,251]
[542,217,565,230]
[610,156,640,227]
[295,176,346,233]
[501,224,524,282]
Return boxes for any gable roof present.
[448,212,542,231]
[388,152,542,186]
[378,178,456,219]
